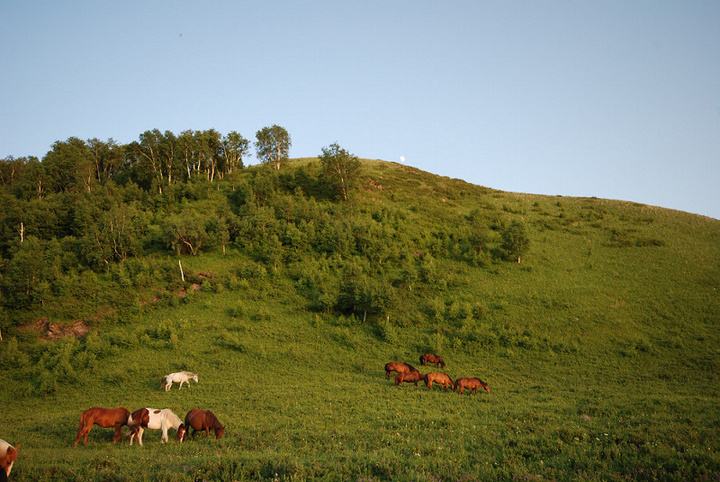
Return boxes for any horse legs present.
[73,426,87,447]
[112,424,123,444]
[161,426,169,444]
[178,380,184,390]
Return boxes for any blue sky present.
[1,1,718,218]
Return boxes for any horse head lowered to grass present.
[127,408,185,445]
[179,408,224,441]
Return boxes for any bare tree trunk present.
[179,259,185,282]
[19,222,24,243]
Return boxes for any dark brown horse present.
[73,407,130,447]
[384,361,418,379]
[455,377,491,394]
[419,353,446,368]
[179,409,224,441]
[395,370,423,386]
[424,372,454,390]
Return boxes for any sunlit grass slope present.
[1,159,718,480]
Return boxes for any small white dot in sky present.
[399,155,406,163]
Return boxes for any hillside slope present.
[1,158,718,480]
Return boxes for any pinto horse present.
[179,409,224,441]
[384,361,418,379]
[162,371,198,391]
[395,370,423,386]
[419,353,446,368]
[424,372,454,390]
[73,407,130,447]
[127,408,185,445]
[0,439,18,479]
[455,377,491,394]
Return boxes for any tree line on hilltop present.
[0,125,527,333]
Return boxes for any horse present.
[384,362,418,379]
[162,371,198,391]
[424,372,454,390]
[73,407,130,447]
[455,377,491,394]
[419,353,446,368]
[395,370,423,386]
[127,408,185,446]
[0,439,18,479]
[179,409,224,441]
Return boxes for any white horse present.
[162,371,198,391]
[127,408,185,445]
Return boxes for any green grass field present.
[1,160,719,480]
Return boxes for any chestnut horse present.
[424,372,454,390]
[73,407,130,447]
[395,370,423,386]
[455,377,491,394]
[0,439,18,478]
[384,361,418,379]
[179,409,224,441]
[419,353,446,368]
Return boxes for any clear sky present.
[1,1,718,219]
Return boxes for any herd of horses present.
[385,353,491,394]
[72,371,222,448]
[1,360,488,479]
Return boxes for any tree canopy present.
[255,125,291,170]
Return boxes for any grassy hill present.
[1,158,719,481]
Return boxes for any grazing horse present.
[162,371,198,391]
[73,407,130,447]
[179,409,224,441]
[424,372,454,390]
[384,362,418,379]
[0,439,18,479]
[127,408,185,446]
[395,370,423,386]
[420,353,446,368]
[455,377,491,394]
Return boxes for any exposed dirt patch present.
[177,283,201,298]
[29,317,90,339]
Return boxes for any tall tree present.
[255,125,291,171]
[318,143,362,201]
[220,131,249,177]
[43,138,94,193]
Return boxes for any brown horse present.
[384,361,418,379]
[419,353,446,368]
[0,439,18,478]
[455,377,491,394]
[179,409,224,441]
[395,370,423,386]
[424,372,454,390]
[73,407,130,447]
